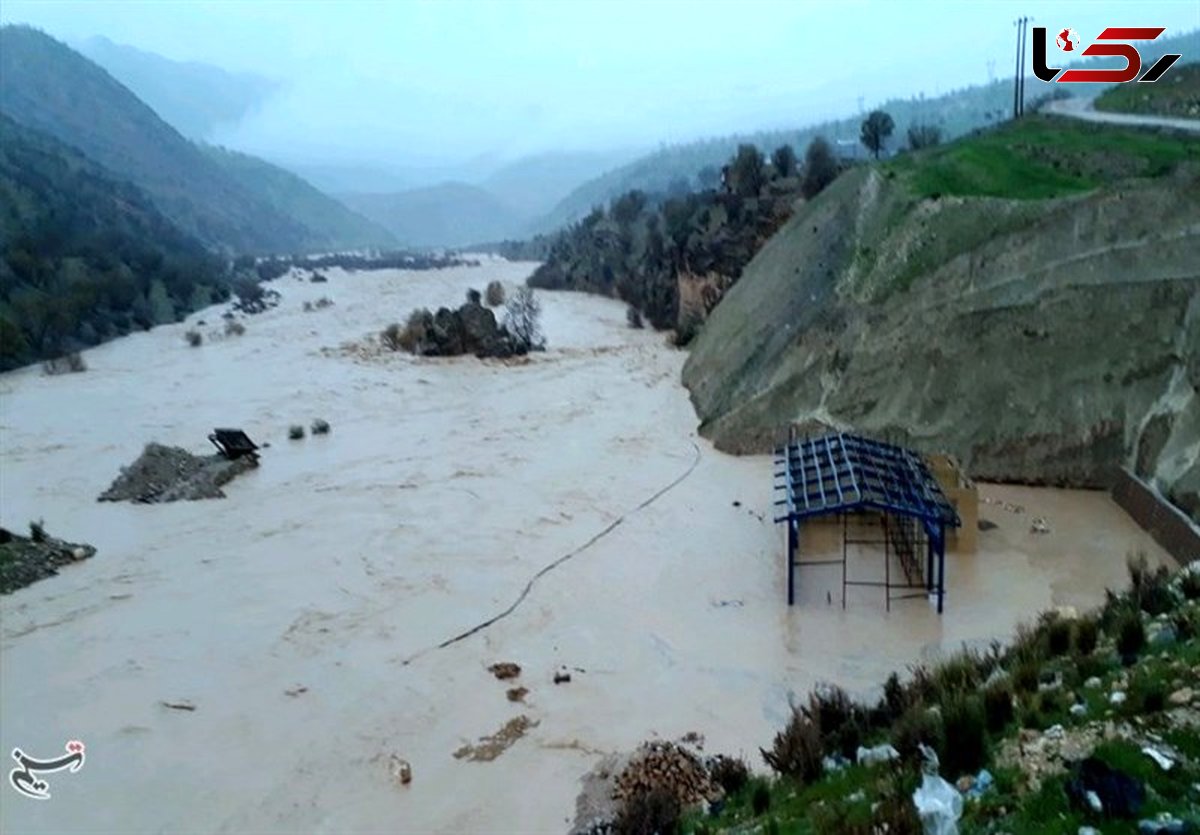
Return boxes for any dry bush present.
[485,280,505,306]
[1128,553,1174,616]
[224,320,246,337]
[311,419,331,435]
[626,305,644,329]
[29,518,47,543]
[891,703,943,760]
[42,352,87,375]
[614,788,680,835]
[707,754,749,795]
[381,322,403,351]
[1046,615,1073,657]
[397,309,432,353]
[808,684,867,758]
[185,329,203,347]
[881,671,909,722]
[1116,608,1146,658]
[928,649,988,699]
[983,679,1015,734]
[939,693,987,778]
[761,702,823,784]
[1074,615,1099,656]
[288,424,305,440]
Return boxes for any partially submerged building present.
[774,432,968,613]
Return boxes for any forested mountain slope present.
[0,116,227,369]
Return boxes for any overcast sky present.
[3,0,1197,167]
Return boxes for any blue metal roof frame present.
[774,433,961,527]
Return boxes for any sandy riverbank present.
[0,259,1172,832]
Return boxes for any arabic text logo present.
[9,740,86,800]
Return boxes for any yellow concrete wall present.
[927,454,978,553]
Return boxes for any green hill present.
[0,115,227,370]
[681,116,1200,521]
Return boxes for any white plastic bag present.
[856,743,900,766]
[912,773,963,835]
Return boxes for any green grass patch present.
[886,115,1200,200]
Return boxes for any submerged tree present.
[860,109,895,159]
[504,286,544,351]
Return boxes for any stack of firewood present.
[611,741,717,807]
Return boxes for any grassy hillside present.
[0,116,227,370]
[203,146,395,250]
[682,116,1200,519]
[889,117,1200,200]
[1095,62,1200,119]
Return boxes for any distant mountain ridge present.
[342,183,519,249]
[334,149,640,248]
[203,146,395,250]
[76,35,279,141]
[0,26,390,254]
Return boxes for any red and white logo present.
[1055,28,1081,52]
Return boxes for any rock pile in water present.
[99,443,257,503]
[0,526,96,594]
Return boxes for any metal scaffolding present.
[774,432,961,613]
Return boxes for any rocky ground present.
[98,442,258,503]
[0,526,95,594]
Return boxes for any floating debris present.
[488,662,521,681]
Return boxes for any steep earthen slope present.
[683,127,1200,521]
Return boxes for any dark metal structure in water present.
[774,432,960,613]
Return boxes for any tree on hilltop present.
[860,110,895,159]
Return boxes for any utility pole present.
[1012,15,1030,119]
[1019,16,1031,116]
[1012,18,1022,119]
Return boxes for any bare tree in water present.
[504,286,544,351]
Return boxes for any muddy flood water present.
[0,260,1173,832]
